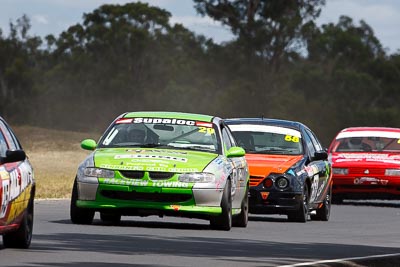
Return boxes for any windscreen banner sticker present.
[133,118,196,125]
[131,118,213,129]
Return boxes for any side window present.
[306,129,323,151]
[303,130,316,158]
[0,131,8,157]
[221,127,233,151]
[0,120,19,150]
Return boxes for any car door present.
[0,119,33,227]
[302,128,330,206]
[220,123,247,208]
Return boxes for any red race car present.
[0,117,35,248]
[328,127,400,203]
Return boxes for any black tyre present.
[232,185,248,227]
[70,179,94,225]
[311,185,332,221]
[210,179,232,230]
[287,184,309,223]
[100,213,121,224]
[3,197,34,249]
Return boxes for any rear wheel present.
[232,185,248,227]
[3,197,34,249]
[311,185,331,221]
[210,180,232,230]
[287,185,309,223]
[70,179,94,225]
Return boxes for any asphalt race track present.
[0,199,399,267]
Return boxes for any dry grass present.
[13,126,101,199]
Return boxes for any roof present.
[225,118,305,131]
[335,127,400,139]
[338,127,400,133]
[122,111,215,122]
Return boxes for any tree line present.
[0,1,399,146]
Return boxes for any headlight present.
[84,167,115,178]
[275,177,289,189]
[332,168,348,175]
[385,169,400,176]
[178,173,215,183]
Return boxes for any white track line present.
[278,253,400,267]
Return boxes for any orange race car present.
[226,118,332,222]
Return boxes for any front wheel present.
[210,180,232,230]
[232,185,248,227]
[287,185,309,223]
[3,197,34,249]
[70,179,94,225]
[311,185,331,221]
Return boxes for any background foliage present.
[1,1,400,146]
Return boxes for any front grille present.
[149,172,175,180]
[120,171,145,179]
[101,190,192,202]
[349,168,384,175]
[250,176,264,187]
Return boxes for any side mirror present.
[227,146,245,158]
[81,139,97,151]
[2,150,26,163]
[313,150,328,161]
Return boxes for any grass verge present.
[13,126,100,199]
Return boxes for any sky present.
[0,0,399,54]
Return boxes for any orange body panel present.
[246,154,303,186]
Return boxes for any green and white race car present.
[70,111,249,230]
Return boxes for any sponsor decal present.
[229,124,301,137]
[171,205,181,211]
[133,118,196,126]
[304,165,319,177]
[261,192,270,200]
[115,154,188,162]
[100,164,199,172]
[115,118,133,124]
[196,122,213,128]
[336,153,400,160]
[102,178,190,188]
[354,177,389,185]
[0,164,32,219]
[128,149,187,155]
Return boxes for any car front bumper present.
[248,188,303,215]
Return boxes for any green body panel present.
[123,111,214,122]
[77,199,222,214]
[94,148,218,173]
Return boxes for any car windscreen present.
[228,124,303,155]
[331,131,400,153]
[98,117,220,153]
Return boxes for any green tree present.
[0,15,42,122]
[194,0,325,70]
